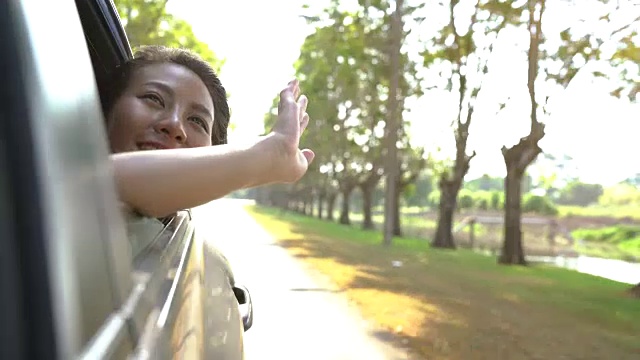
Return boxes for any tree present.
[499,0,547,265]
[392,146,426,236]
[498,0,637,264]
[557,181,603,206]
[428,0,515,249]
[114,0,224,72]
[465,174,504,192]
[288,1,421,236]
[405,173,434,208]
[360,160,384,230]
[291,4,391,225]
[581,1,640,100]
[382,0,405,246]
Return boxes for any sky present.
[166,0,640,186]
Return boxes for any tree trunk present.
[382,0,404,247]
[317,194,325,219]
[499,0,546,265]
[629,283,640,298]
[339,188,352,225]
[428,0,480,249]
[393,183,402,236]
[499,169,526,264]
[326,193,336,221]
[273,189,283,208]
[306,196,314,216]
[361,185,375,230]
[432,179,458,249]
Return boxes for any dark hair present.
[102,45,230,145]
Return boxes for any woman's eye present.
[142,93,164,106]
[189,116,208,131]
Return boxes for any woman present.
[102,45,314,217]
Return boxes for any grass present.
[571,225,640,261]
[558,205,640,220]
[247,204,640,360]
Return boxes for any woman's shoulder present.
[121,204,167,257]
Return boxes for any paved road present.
[192,198,412,360]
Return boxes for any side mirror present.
[232,285,253,331]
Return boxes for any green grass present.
[559,205,640,219]
[330,209,487,237]
[261,206,431,252]
[571,225,640,261]
[248,204,640,360]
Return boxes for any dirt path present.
[192,198,413,360]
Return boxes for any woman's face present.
[107,63,215,153]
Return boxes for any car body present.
[0,0,252,359]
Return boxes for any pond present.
[528,255,640,285]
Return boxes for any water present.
[528,255,640,285]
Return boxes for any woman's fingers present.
[301,149,315,165]
[298,94,308,122]
[279,81,296,104]
[300,112,310,133]
[298,94,308,111]
[291,79,300,100]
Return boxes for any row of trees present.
[116,0,639,293]
[259,0,639,265]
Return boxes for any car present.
[0,0,252,359]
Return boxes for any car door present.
[0,0,134,358]
[1,0,251,359]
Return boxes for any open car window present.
[75,2,215,357]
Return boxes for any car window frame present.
[73,1,212,358]
[1,0,136,358]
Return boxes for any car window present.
[74,4,207,358]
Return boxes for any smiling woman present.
[103,45,315,218]
[104,45,228,149]
[107,63,216,151]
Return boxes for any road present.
[192,198,412,360]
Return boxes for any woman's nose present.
[154,113,187,144]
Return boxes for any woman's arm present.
[112,80,314,218]
[112,135,274,217]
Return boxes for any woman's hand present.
[265,79,314,183]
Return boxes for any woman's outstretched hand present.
[266,79,314,183]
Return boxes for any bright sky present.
[167,0,640,186]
